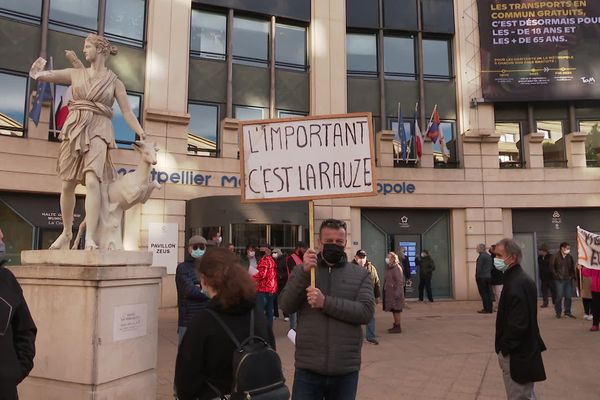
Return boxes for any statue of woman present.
[29,34,146,250]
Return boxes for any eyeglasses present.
[192,244,206,250]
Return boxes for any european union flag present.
[30,59,53,126]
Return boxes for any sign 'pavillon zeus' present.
[477,0,600,101]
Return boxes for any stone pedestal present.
[9,250,166,400]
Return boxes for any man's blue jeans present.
[555,279,573,316]
[292,368,359,400]
[257,292,276,328]
[365,316,377,341]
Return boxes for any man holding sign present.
[280,219,374,400]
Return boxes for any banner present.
[148,223,179,274]
[477,0,600,101]
[239,113,377,203]
[576,226,600,270]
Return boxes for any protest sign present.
[239,113,377,203]
[577,226,600,271]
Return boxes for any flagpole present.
[49,57,57,139]
[427,104,438,130]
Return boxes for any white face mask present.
[273,253,279,259]
[421,253,426,258]
[563,249,570,255]
[247,251,255,258]
[385,257,390,265]
[217,236,223,244]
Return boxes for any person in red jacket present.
[253,243,278,335]
[580,265,600,332]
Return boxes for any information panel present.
[478,0,600,101]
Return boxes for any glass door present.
[422,215,452,298]
[393,234,420,298]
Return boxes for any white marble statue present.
[30,34,159,250]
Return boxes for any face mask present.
[421,253,426,258]
[191,248,205,258]
[273,253,279,259]
[217,236,223,244]
[322,244,345,264]
[494,258,508,272]
[385,257,390,265]
[247,251,255,258]
[357,258,366,266]
[563,249,570,255]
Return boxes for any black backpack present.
[205,308,290,400]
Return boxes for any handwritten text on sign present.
[577,226,600,271]
[241,113,376,202]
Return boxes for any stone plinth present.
[9,250,166,400]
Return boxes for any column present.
[565,131,588,168]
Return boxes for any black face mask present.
[322,243,345,265]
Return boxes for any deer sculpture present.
[72,140,162,250]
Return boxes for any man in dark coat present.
[537,244,555,308]
[476,243,494,314]
[551,242,577,319]
[0,260,37,400]
[494,238,546,400]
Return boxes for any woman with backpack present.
[175,248,287,400]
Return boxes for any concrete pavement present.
[157,300,599,400]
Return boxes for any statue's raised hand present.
[65,50,84,68]
[29,57,47,80]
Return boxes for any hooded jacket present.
[280,253,374,375]
[0,266,37,399]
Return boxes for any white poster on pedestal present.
[148,222,178,274]
[113,303,148,342]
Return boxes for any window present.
[496,122,524,168]
[278,110,307,119]
[112,92,142,149]
[347,33,377,74]
[537,120,566,167]
[0,0,42,21]
[188,103,219,156]
[270,224,299,253]
[233,17,269,64]
[235,106,265,121]
[432,121,458,167]
[191,9,227,59]
[578,120,600,167]
[422,39,451,79]
[275,24,306,68]
[105,0,146,45]
[384,36,415,78]
[49,0,99,35]
[0,72,28,137]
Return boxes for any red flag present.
[54,86,72,130]
[427,109,441,143]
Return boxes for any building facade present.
[1,0,600,305]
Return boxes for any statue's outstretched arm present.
[114,79,146,140]
[30,57,73,85]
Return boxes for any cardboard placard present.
[240,113,377,203]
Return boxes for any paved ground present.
[157,299,599,400]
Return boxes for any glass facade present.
[579,120,600,167]
[112,93,142,149]
[0,72,27,137]
[422,39,451,79]
[105,0,146,44]
[275,23,306,68]
[49,0,99,34]
[188,103,219,156]
[346,33,377,74]
[235,106,265,121]
[496,122,523,167]
[537,120,566,167]
[190,9,227,59]
[233,17,269,64]
[0,0,42,20]
[384,36,415,78]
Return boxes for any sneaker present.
[366,338,380,345]
[590,325,599,332]
[284,317,290,322]
[584,314,593,321]
[565,313,576,319]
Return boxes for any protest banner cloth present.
[239,112,377,203]
[577,226,600,271]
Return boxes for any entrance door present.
[514,233,538,283]
[393,235,420,298]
